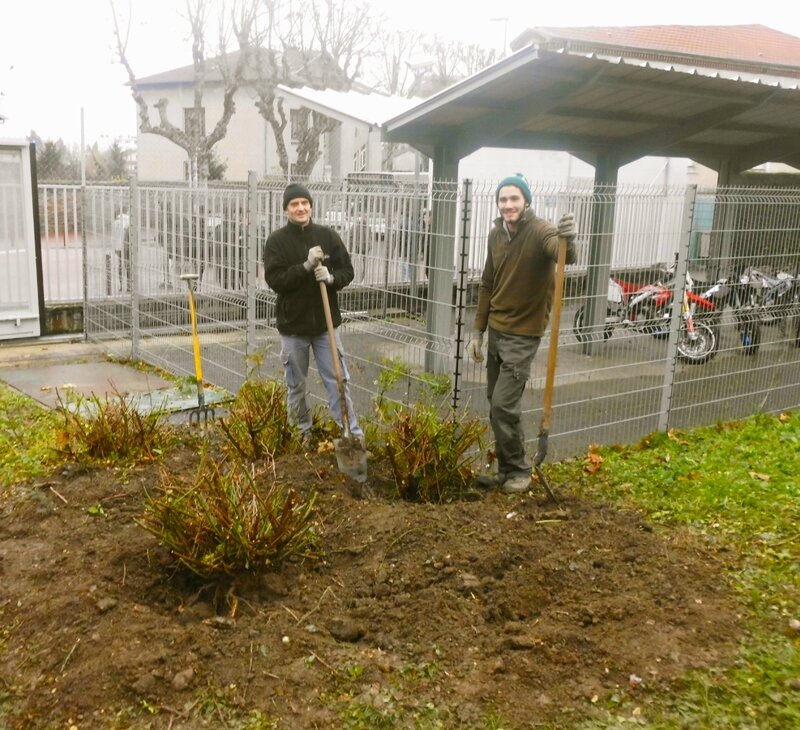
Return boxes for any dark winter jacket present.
[473,209,577,337]
[263,219,355,337]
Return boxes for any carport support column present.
[425,144,459,373]
[708,158,736,281]
[582,156,619,355]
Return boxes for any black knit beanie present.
[283,183,313,210]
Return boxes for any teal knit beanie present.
[495,173,532,205]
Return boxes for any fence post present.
[129,176,140,360]
[657,184,697,432]
[246,170,258,360]
[80,182,88,342]
[452,179,473,412]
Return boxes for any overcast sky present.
[2,0,800,146]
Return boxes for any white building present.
[133,49,422,183]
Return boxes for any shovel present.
[318,278,368,484]
[532,237,568,503]
[179,273,215,426]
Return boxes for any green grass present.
[546,412,800,729]
[0,383,61,490]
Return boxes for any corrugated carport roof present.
[382,39,800,173]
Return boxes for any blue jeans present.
[280,331,363,439]
[486,327,540,477]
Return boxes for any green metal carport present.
[382,27,800,367]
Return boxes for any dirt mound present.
[0,445,740,728]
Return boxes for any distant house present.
[133,48,420,183]
[274,85,424,179]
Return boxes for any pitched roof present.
[277,86,423,127]
[511,25,800,75]
[134,47,347,90]
[384,33,800,172]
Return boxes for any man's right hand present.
[304,245,324,271]
[467,332,485,363]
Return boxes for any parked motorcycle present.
[718,267,799,355]
[573,268,721,363]
[740,266,798,326]
[723,270,766,355]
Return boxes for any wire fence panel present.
[44,178,800,460]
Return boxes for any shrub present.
[384,405,485,503]
[138,455,321,579]
[53,389,175,464]
[366,357,454,455]
[217,378,297,461]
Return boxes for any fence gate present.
[0,141,41,340]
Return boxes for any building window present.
[353,144,367,172]
[184,107,206,138]
[291,109,309,143]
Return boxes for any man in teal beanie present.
[467,173,577,493]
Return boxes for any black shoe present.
[475,473,506,489]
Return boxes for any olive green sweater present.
[473,209,576,337]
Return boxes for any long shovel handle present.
[540,237,568,432]
[533,237,568,503]
[319,279,351,438]
[181,274,205,408]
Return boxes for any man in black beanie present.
[263,182,363,446]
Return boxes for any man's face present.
[286,197,311,225]
[497,185,526,225]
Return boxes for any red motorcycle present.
[573,269,721,363]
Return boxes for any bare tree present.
[417,37,498,95]
[460,43,498,76]
[370,28,423,97]
[248,0,379,177]
[111,0,255,185]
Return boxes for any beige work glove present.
[303,245,324,271]
[557,212,576,241]
[466,331,485,363]
[314,264,334,285]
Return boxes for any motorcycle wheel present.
[676,320,718,364]
[573,306,614,344]
[741,320,762,355]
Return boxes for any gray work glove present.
[314,264,334,285]
[303,245,324,271]
[557,212,576,242]
[466,331,484,363]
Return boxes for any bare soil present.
[0,440,741,729]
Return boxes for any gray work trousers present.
[280,331,363,439]
[486,326,540,478]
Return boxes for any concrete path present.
[0,336,228,420]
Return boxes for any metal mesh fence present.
[42,176,800,461]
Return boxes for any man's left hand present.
[557,212,577,241]
[314,265,334,285]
